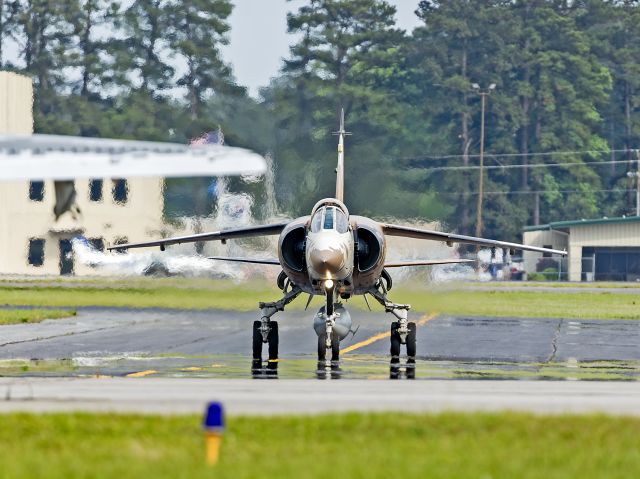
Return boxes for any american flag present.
[190,128,224,146]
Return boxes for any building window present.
[112,179,128,204]
[113,236,128,254]
[542,245,553,258]
[59,239,74,276]
[89,238,105,251]
[29,181,45,201]
[89,179,103,201]
[28,238,45,266]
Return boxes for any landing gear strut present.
[252,277,302,377]
[367,279,416,379]
[316,280,342,376]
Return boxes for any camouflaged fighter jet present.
[110,110,566,375]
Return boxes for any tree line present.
[1,0,639,240]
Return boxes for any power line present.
[436,188,634,196]
[411,158,633,173]
[397,148,640,162]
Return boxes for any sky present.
[222,0,423,97]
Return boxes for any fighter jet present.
[110,110,566,374]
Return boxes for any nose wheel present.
[317,330,340,362]
[317,330,341,378]
[252,320,279,377]
[390,321,416,379]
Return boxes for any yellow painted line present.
[126,370,157,378]
[179,367,202,372]
[342,312,438,354]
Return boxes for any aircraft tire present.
[268,321,279,360]
[252,320,262,360]
[406,322,417,358]
[390,321,401,357]
[317,332,327,362]
[331,330,340,361]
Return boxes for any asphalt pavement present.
[1,306,639,414]
[0,306,638,378]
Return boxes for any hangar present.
[523,216,640,282]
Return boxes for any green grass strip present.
[0,309,75,325]
[390,289,640,320]
[0,411,639,479]
[1,282,639,319]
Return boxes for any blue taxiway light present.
[204,402,224,432]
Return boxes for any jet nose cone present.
[309,247,345,277]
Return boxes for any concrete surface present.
[1,377,640,416]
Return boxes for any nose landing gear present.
[315,280,344,378]
[252,320,279,377]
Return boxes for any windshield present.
[323,207,334,230]
[310,205,349,233]
[335,209,349,233]
[311,210,322,233]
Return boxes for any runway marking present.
[126,370,157,378]
[342,312,438,354]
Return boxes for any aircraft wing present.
[381,223,567,256]
[0,134,266,180]
[384,259,475,268]
[108,222,289,251]
[208,256,281,265]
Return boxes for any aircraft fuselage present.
[278,198,388,298]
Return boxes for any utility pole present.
[471,83,496,237]
[628,149,640,216]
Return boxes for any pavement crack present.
[546,318,563,364]
[0,325,120,348]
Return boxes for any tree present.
[13,0,78,130]
[576,0,640,217]
[409,0,512,234]
[121,0,174,92]
[69,0,119,98]
[267,0,418,215]
[0,0,19,67]
[168,0,240,120]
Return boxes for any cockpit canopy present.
[310,205,349,234]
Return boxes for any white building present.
[0,71,164,276]
[523,216,640,282]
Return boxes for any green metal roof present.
[523,215,640,232]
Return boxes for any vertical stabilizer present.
[334,108,350,202]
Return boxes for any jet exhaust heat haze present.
[110,110,566,376]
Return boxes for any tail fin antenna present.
[332,108,351,202]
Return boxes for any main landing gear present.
[367,280,416,379]
[252,275,301,378]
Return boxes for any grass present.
[0,309,75,325]
[471,281,640,289]
[1,278,640,319]
[0,412,638,479]
[0,281,279,311]
[389,288,640,320]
